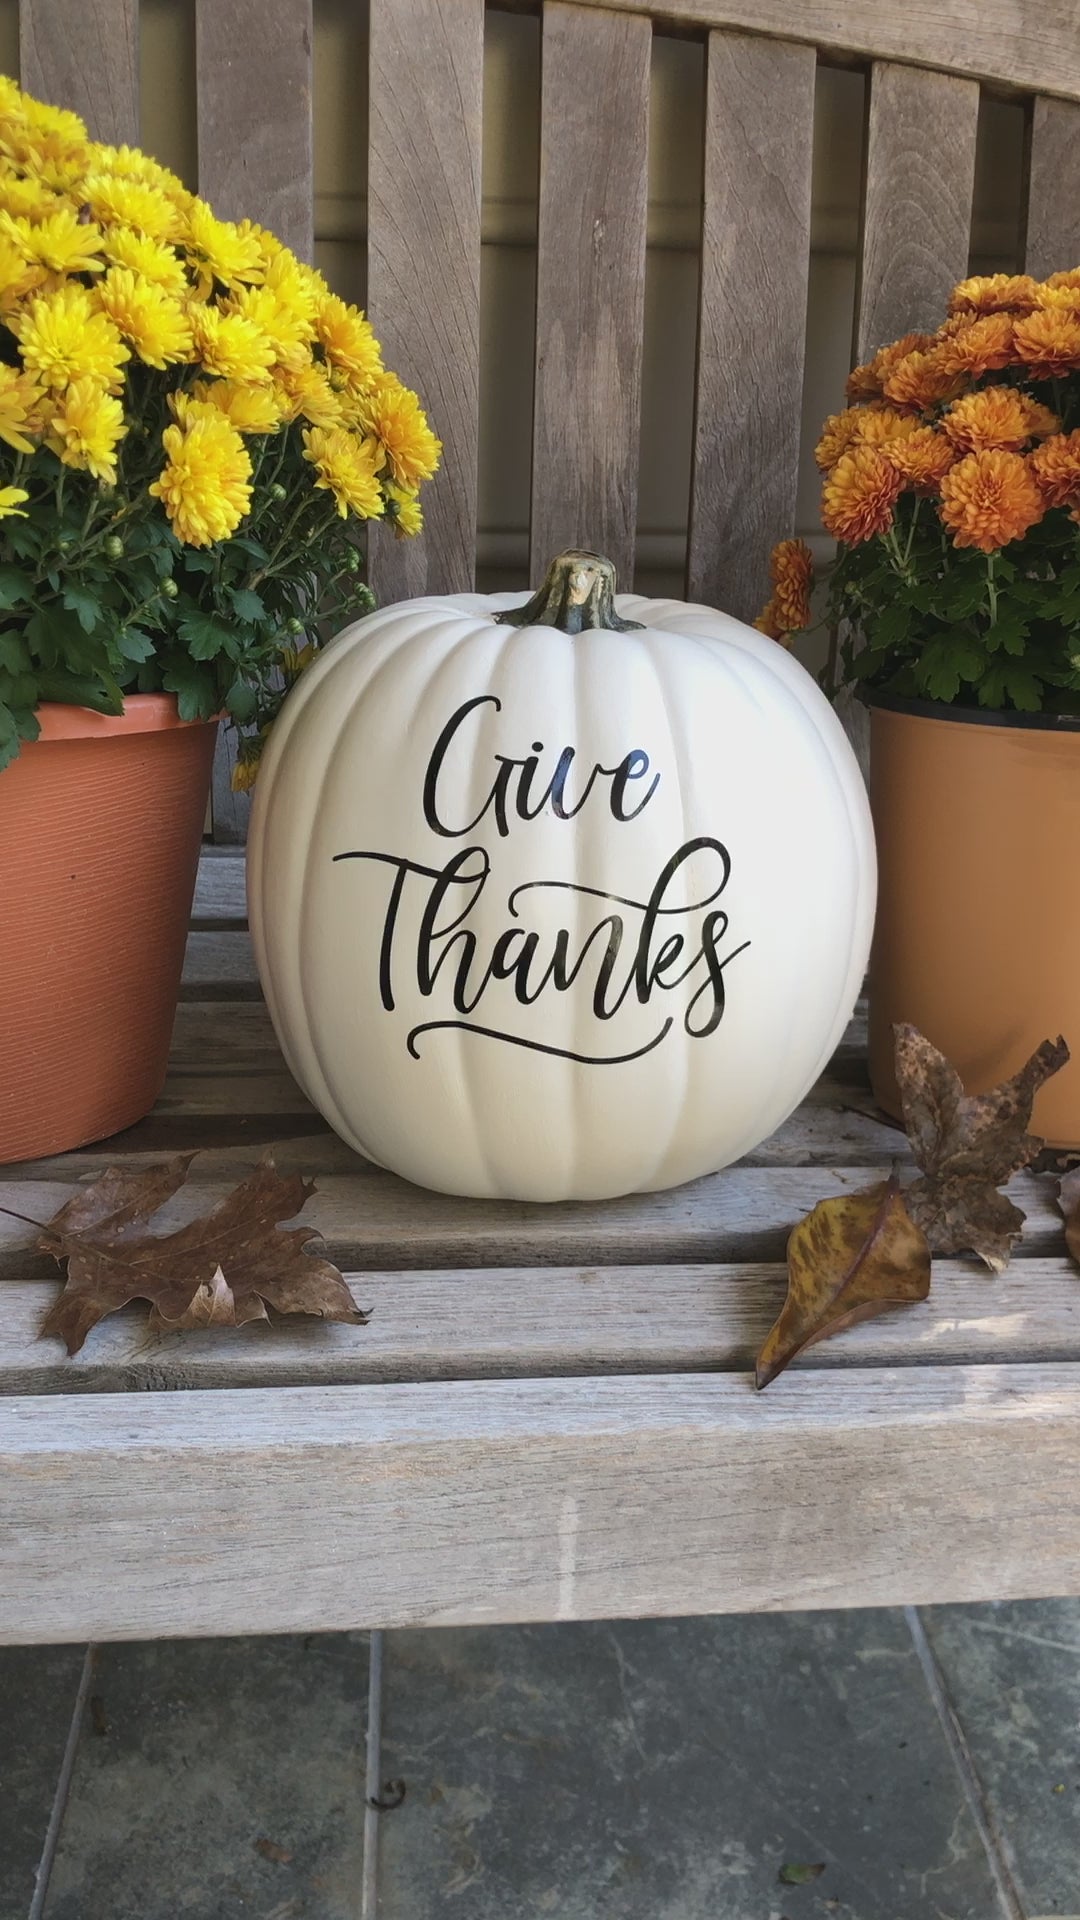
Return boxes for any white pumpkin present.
[248,552,875,1201]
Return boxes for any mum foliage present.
[0,78,439,776]
[761,270,1080,715]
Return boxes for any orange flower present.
[938,449,1044,552]
[883,349,965,412]
[845,331,932,403]
[814,404,916,471]
[822,444,903,544]
[1011,309,1080,378]
[1030,429,1080,508]
[948,273,1040,316]
[883,427,956,492]
[942,386,1059,453]
[935,312,1015,377]
[769,538,814,632]
[1034,280,1080,314]
[754,597,787,643]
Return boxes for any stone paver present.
[376,1613,1005,1920]
[42,1634,369,1920]
[0,1644,86,1920]
[925,1598,1080,1920]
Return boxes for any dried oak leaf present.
[755,1177,930,1390]
[38,1152,368,1355]
[1057,1166,1080,1267]
[895,1024,1069,1272]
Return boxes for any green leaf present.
[986,612,1029,657]
[181,551,216,575]
[230,535,271,563]
[161,655,219,722]
[34,670,124,715]
[0,564,33,610]
[62,583,103,635]
[978,663,1044,712]
[0,629,31,673]
[225,679,258,724]
[116,627,157,664]
[178,611,239,662]
[914,635,986,704]
[230,586,266,624]
[778,1863,826,1887]
[13,706,40,743]
[0,668,41,709]
[0,702,20,770]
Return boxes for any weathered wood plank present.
[4,1365,1080,1640]
[367,0,483,602]
[5,1259,1080,1397]
[1024,96,1080,279]
[534,0,1080,104]
[181,931,260,998]
[191,849,247,928]
[0,1166,1059,1271]
[20,0,138,143]
[686,33,814,621]
[853,62,979,366]
[195,0,314,842]
[529,2,651,587]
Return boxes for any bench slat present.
[0,1166,1059,1270]
[686,31,814,621]
[4,1364,1080,1640]
[529,1,651,586]
[367,0,484,601]
[20,0,138,143]
[1024,96,1080,279]
[191,850,248,926]
[4,1258,1080,1396]
[853,61,978,365]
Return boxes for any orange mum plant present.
[760,270,1080,713]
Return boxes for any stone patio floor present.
[3,1602,1078,1919]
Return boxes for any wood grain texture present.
[20,0,138,143]
[6,1259,1080,1397]
[854,62,979,366]
[0,1165,1059,1274]
[195,0,314,840]
[1024,96,1080,278]
[191,849,247,927]
[4,1365,1080,1641]
[530,0,1080,102]
[367,0,483,603]
[529,3,651,588]
[686,33,814,621]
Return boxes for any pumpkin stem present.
[494,550,644,635]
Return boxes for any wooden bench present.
[4,1,1080,1640]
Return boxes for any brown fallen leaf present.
[895,1024,1070,1271]
[254,1837,294,1865]
[37,1153,368,1355]
[1057,1167,1080,1268]
[755,1178,930,1390]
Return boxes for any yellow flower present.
[20,95,87,145]
[188,302,275,383]
[942,386,1059,454]
[938,449,1044,552]
[189,378,287,434]
[92,143,191,205]
[384,480,423,537]
[149,411,253,546]
[184,199,264,293]
[0,175,61,221]
[359,374,440,486]
[0,233,45,313]
[0,364,41,453]
[96,267,193,367]
[261,243,321,327]
[82,172,181,242]
[1,205,104,275]
[0,484,29,518]
[316,293,382,388]
[822,445,902,544]
[101,224,188,295]
[48,376,125,483]
[302,425,383,518]
[225,283,313,368]
[15,282,130,391]
[281,640,316,675]
[274,358,342,428]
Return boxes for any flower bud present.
[161,577,179,599]
[104,534,124,559]
[286,616,305,635]
[270,482,288,502]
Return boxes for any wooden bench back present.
[16,0,1080,838]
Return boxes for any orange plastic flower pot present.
[868,697,1080,1146]
[0,696,218,1164]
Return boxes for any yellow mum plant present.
[0,79,439,778]
[762,269,1080,716]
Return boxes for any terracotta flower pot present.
[868,696,1080,1146]
[0,696,218,1164]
